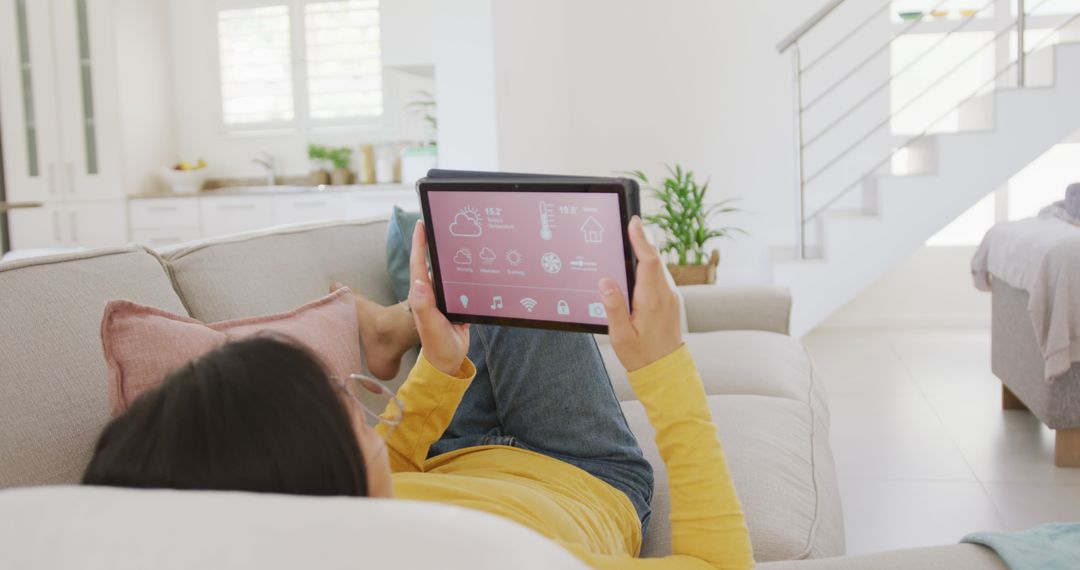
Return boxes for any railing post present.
[1018,0,1027,86]
[793,43,807,259]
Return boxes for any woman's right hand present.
[408,221,471,376]
[598,216,684,372]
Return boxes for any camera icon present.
[588,302,607,319]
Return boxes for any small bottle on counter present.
[375,145,395,184]
[360,144,376,184]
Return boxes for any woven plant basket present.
[666,250,720,286]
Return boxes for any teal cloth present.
[385,206,422,303]
[962,523,1080,570]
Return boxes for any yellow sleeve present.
[568,345,754,569]
[376,350,475,473]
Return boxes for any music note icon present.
[491,295,504,310]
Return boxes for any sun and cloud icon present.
[449,206,483,237]
[453,248,473,265]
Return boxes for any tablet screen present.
[425,189,631,330]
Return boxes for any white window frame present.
[209,0,391,137]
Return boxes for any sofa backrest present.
[0,486,589,570]
[160,218,418,385]
[0,247,187,487]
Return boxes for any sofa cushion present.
[623,393,844,562]
[386,206,422,303]
[600,331,828,410]
[0,486,589,570]
[102,288,362,415]
[0,247,187,487]
[163,219,399,319]
[161,219,419,385]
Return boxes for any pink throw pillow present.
[101,288,361,416]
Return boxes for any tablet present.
[418,177,639,334]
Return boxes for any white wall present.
[432,0,499,170]
[114,0,177,195]
[433,0,894,284]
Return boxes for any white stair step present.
[774,39,1080,337]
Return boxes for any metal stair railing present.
[777,0,1075,259]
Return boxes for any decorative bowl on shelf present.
[159,167,209,195]
[899,11,924,21]
[931,10,949,18]
[960,8,979,17]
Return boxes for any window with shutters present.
[215,0,383,132]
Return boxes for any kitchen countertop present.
[128,183,415,200]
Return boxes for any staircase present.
[772,0,1080,336]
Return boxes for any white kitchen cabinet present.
[6,205,61,249]
[200,197,274,239]
[127,187,418,250]
[129,227,201,250]
[271,194,347,226]
[0,0,126,251]
[343,189,417,220]
[128,198,200,230]
[0,0,62,204]
[8,199,125,249]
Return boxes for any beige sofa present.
[0,218,1004,568]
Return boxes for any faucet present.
[252,152,276,187]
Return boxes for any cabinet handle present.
[66,163,75,195]
[218,204,256,212]
[52,211,62,242]
[69,211,78,243]
[47,164,57,195]
[148,205,180,213]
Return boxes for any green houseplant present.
[405,90,438,144]
[326,146,354,185]
[307,144,331,185]
[629,164,745,285]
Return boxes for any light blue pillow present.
[386,206,422,302]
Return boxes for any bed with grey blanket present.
[972,198,1080,380]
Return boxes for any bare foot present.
[332,283,420,380]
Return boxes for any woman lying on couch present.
[83,217,753,569]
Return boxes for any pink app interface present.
[427,191,629,326]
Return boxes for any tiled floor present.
[803,328,1080,555]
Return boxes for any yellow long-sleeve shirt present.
[378,345,754,569]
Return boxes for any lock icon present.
[556,300,570,315]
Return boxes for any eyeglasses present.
[333,373,404,438]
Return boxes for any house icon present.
[581,216,605,244]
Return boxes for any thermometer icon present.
[539,201,554,241]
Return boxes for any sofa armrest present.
[757,544,1005,569]
[677,285,791,335]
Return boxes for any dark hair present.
[83,335,368,497]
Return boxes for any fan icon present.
[506,249,523,266]
[541,252,562,274]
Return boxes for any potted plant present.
[327,146,354,185]
[628,164,745,286]
[307,144,331,185]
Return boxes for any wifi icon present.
[520,298,539,313]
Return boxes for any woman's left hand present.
[408,221,470,376]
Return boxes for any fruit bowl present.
[160,167,209,195]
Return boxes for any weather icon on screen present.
[453,248,473,265]
[449,206,483,237]
[479,247,497,264]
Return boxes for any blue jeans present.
[427,325,654,529]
